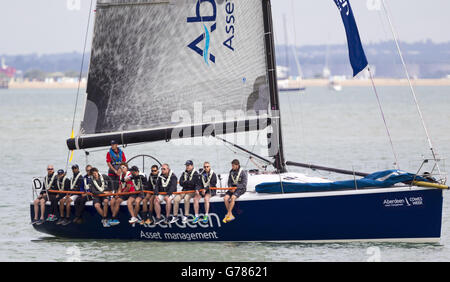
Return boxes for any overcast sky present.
[1,0,450,55]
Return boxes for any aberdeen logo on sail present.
[187,0,236,65]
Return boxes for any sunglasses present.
[204,166,210,168]
[47,168,54,171]
[151,170,158,172]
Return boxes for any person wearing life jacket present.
[73,164,92,224]
[60,164,85,225]
[140,164,159,225]
[89,167,113,228]
[32,165,58,225]
[154,164,178,225]
[127,166,148,224]
[106,140,126,192]
[47,169,69,223]
[110,162,135,226]
[55,168,74,226]
[193,161,217,224]
[172,160,201,224]
[223,159,248,223]
[46,168,63,222]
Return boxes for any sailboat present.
[31,0,447,242]
[277,13,306,93]
[323,43,343,92]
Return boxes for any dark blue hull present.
[30,187,443,242]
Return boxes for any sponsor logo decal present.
[187,0,236,65]
[136,211,222,241]
[187,0,217,65]
[383,197,423,207]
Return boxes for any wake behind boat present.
[30,0,448,243]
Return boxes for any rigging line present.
[381,0,442,175]
[289,1,307,161]
[368,67,400,169]
[65,0,94,170]
[244,131,261,169]
[289,1,303,81]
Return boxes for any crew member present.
[56,168,76,226]
[73,164,92,224]
[127,166,147,224]
[194,162,217,224]
[89,167,113,228]
[32,165,57,225]
[173,160,200,224]
[49,169,69,223]
[110,163,134,226]
[154,164,177,225]
[106,140,126,192]
[141,165,159,225]
[223,159,247,223]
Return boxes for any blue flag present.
[333,0,368,77]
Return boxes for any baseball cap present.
[185,160,194,166]
[111,140,118,145]
[71,164,79,169]
[130,166,139,172]
[57,169,65,175]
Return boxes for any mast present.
[262,0,287,173]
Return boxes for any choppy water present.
[1,85,450,262]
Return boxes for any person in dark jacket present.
[172,160,200,224]
[32,165,57,225]
[141,165,159,225]
[46,169,66,222]
[49,169,70,223]
[153,164,177,225]
[127,166,148,224]
[56,166,80,226]
[194,161,217,224]
[73,165,92,224]
[223,159,247,223]
[89,167,113,227]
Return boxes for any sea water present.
[1,85,449,261]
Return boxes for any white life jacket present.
[201,170,215,188]
[230,168,243,186]
[92,174,106,192]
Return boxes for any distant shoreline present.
[301,78,450,87]
[9,81,86,89]
[7,78,450,89]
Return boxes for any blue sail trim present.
[203,24,210,65]
[255,170,430,193]
[333,0,368,77]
